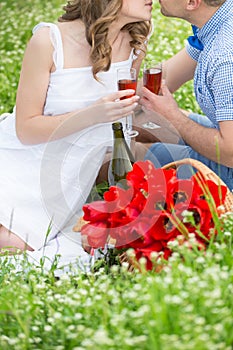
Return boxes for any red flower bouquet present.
[81,160,227,270]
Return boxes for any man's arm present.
[163,48,197,93]
[140,83,233,167]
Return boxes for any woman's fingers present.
[100,89,137,103]
[81,234,91,254]
[92,90,140,122]
[113,95,139,116]
[117,95,139,107]
[116,89,136,100]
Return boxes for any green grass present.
[0,0,64,113]
[0,228,233,350]
[0,1,232,349]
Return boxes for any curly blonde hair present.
[59,0,151,79]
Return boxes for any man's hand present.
[140,80,179,122]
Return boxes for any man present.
[140,0,233,190]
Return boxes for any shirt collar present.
[195,0,232,47]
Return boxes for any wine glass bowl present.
[142,61,162,129]
[117,79,137,97]
[143,64,162,94]
[117,68,139,138]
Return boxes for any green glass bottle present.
[108,122,135,188]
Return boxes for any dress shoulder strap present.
[32,22,64,70]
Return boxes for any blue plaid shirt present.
[186,0,233,127]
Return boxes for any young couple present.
[0,0,232,275]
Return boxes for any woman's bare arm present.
[15,28,139,145]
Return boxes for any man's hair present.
[59,0,151,80]
[203,0,226,6]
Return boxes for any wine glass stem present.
[125,113,139,138]
[126,115,131,133]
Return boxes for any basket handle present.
[161,158,228,189]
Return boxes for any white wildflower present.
[224,231,231,237]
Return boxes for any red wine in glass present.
[143,68,162,95]
[117,68,138,138]
[143,62,162,129]
[118,79,137,99]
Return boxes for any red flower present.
[113,218,154,249]
[192,176,227,210]
[81,160,227,271]
[166,178,194,210]
[146,212,181,242]
[81,222,109,249]
[83,201,110,223]
[134,243,171,271]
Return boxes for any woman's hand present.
[81,234,92,254]
[90,90,140,124]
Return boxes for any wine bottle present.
[108,122,135,188]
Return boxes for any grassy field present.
[0,1,232,349]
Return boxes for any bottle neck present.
[113,129,125,139]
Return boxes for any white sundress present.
[0,22,135,274]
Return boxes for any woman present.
[0,0,152,273]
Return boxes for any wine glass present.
[142,61,162,129]
[117,67,139,138]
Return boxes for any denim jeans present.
[145,113,233,190]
